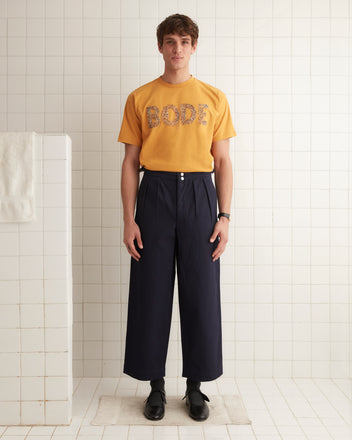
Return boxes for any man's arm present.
[121,143,143,261]
[209,138,233,261]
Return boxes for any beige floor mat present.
[91,394,252,425]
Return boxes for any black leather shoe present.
[182,389,210,421]
[143,389,167,420]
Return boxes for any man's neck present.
[160,70,192,84]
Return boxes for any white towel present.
[0,132,36,222]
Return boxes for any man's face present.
[158,33,197,72]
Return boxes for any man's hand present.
[123,219,143,261]
[209,217,229,261]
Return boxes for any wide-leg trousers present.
[123,167,223,382]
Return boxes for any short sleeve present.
[212,91,236,142]
[117,93,142,146]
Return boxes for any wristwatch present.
[218,212,231,221]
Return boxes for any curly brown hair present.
[157,14,199,48]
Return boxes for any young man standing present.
[118,14,236,421]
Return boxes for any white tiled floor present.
[0,377,351,440]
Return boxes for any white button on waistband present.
[181,172,184,176]
[181,176,184,180]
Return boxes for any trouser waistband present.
[139,166,214,179]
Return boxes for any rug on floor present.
[91,394,252,425]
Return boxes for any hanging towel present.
[0,131,36,222]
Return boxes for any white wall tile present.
[27,0,45,18]
[21,328,44,352]
[7,0,25,17]
[21,377,44,401]
[102,0,120,18]
[0,402,20,425]
[45,376,69,400]
[21,401,45,425]
[45,327,69,351]
[120,37,139,56]
[44,280,67,304]
[0,232,18,255]
[45,303,68,327]
[0,377,20,401]
[20,304,44,328]
[0,329,20,352]
[46,352,69,376]
[139,0,156,18]
[19,255,43,279]
[0,305,19,328]
[330,0,349,17]
[120,0,138,18]
[45,400,70,425]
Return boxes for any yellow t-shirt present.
[118,75,236,172]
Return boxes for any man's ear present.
[191,41,198,54]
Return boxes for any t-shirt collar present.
[156,75,195,88]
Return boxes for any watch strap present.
[218,212,230,221]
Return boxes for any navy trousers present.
[123,167,223,382]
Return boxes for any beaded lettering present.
[146,104,208,128]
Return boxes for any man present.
[118,13,236,421]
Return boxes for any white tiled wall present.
[0,0,351,382]
[0,134,72,425]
